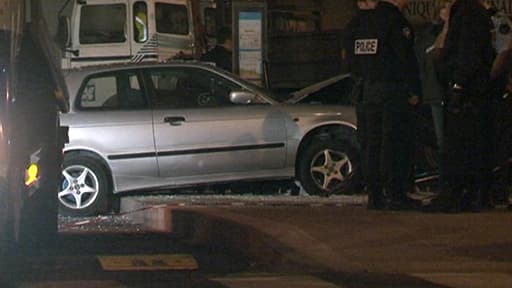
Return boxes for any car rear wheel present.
[298,136,358,196]
[59,154,109,217]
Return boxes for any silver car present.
[59,62,358,216]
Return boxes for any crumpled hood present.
[285,73,353,104]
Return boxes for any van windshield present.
[155,3,189,35]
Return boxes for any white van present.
[58,0,196,69]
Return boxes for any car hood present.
[285,73,353,104]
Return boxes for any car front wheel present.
[298,136,358,196]
[59,154,109,217]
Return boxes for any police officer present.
[200,26,233,72]
[431,0,495,212]
[345,0,421,210]
[343,0,377,207]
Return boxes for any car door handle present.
[164,116,186,126]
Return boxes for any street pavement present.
[121,194,512,288]
[2,194,512,287]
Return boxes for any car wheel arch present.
[295,124,360,182]
[63,149,115,194]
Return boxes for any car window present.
[77,70,147,110]
[145,67,244,109]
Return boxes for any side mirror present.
[56,16,71,49]
[230,91,256,104]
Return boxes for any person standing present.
[489,11,512,210]
[414,0,452,152]
[200,26,233,72]
[342,0,377,207]
[431,0,495,212]
[345,0,422,210]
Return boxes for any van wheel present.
[298,137,358,196]
[59,154,109,217]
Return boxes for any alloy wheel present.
[59,165,100,210]
[310,149,353,191]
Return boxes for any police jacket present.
[343,9,373,77]
[200,45,232,72]
[443,0,494,97]
[346,1,421,98]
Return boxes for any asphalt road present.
[1,194,511,287]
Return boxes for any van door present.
[149,0,195,60]
[69,0,131,67]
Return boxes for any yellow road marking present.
[97,254,198,271]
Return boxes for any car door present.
[68,69,157,191]
[144,65,287,181]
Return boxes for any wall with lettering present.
[405,0,512,25]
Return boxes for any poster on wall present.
[238,11,263,84]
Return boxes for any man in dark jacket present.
[345,0,421,210]
[432,0,495,212]
[342,0,377,208]
[200,26,233,72]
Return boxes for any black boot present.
[461,189,482,212]
[367,191,386,210]
[387,192,422,211]
[425,188,462,213]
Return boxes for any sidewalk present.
[122,195,512,288]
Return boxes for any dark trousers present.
[361,95,415,202]
[440,103,493,207]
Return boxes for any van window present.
[155,3,189,35]
[133,1,148,43]
[79,4,127,44]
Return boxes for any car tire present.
[298,135,359,196]
[59,154,109,217]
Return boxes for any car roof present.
[64,61,230,97]
[65,60,221,76]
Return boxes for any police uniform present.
[343,7,374,207]
[200,45,232,72]
[435,0,495,212]
[345,0,421,209]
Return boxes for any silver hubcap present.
[59,165,99,210]
[310,149,353,191]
